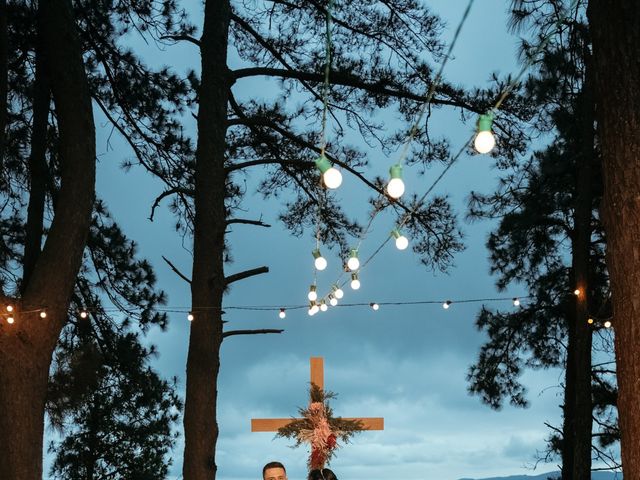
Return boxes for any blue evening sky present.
[50,1,616,479]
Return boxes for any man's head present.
[262,461,287,480]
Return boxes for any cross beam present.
[251,357,384,432]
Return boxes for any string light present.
[587,318,594,325]
[312,249,328,271]
[347,249,360,271]
[315,155,342,189]
[474,113,496,154]
[39,310,47,319]
[604,320,612,329]
[6,305,13,312]
[80,311,88,319]
[370,302,379,311]
[386,164,405,199]
[279,308,286,319]
[574,288,581,296]
[329,294,338,306]
[513,298,520,307]
[187,313,194,321]
[332,284,344,299]
[391,229,409,250]
[320,300,328,312]
[443,300,452,309]
[308,302,320,316]
[350,272,361,290]
[7,316,14,324]
[308,285,318,302]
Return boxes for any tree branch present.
[160,34,201,48]
[224,266,269,286]
[149,187,194,221]
[222,328,284,339]
[162,255,191,284]
[226,218,271,228]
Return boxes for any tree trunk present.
[23,37,50,289]
[588,1,640,477]
[0,0,95,478]
[569,70,595,480]
[182,0,230,479]
[562,311,576,480]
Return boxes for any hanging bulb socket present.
[308,284,318,301]
[332,284,344,299]
[329,294,338,306]
[386,163,405,199]
[350,272,361,290]
[312,248,327,271]
[513,297,520,307]
[474,113,496,154]
[315,155,343,189]
[391,229,409,250]
[347,248,360,271]
[279,308,286,319]
[370,302,380,311]
[320,300,328,312]
[443,300,452,309]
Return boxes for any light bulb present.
[332,284,344,299]
[312,249,327,271]
[474,113,496,154]
[604,320,612,329]
[187,313,194,321]
[329,295,338,306]
[6,305,13,312]
[370,302,379,311]
[350,273,360,290]
[40,311,47,319]
[315,155,342,189]
[387,164,405,199]
[308,285,318,302]
[7,316,14,324]
[574,288,581,296]
[309,303,320,316]
[391,229,409,250]
[347,249,360,271]
[279,309,286,319]
[513,298,520,307]
[443,300,452,310]
[587,318,594,325]
[320,300,328,312]
[323,167,343,189]
[80,311,88,319]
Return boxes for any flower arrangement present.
[277,383,364,470]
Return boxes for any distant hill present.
[459,472,622,480]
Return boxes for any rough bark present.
[588,1,640,477]
[22,39,50,289]
[182,0,231,478]
[0,0,95,478]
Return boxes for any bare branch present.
[160,34,202,48]
[226,218,272,228]
[162,255,191,284]
[224,266,269,286]
[149,187,194,221]
[223,328,284,339]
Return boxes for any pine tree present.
[467,0,619,476]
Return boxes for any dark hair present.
[263,462,286,477]
[308,468,338,480]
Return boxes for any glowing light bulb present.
[40,311,47,319]
[391,229,409,250]
[587,318,594,325]
[474,113,496,154]
[6,305,13,312]
[513,298,520,307]
[347,249,360,271]
[308,285,318,302]
[315,155,342,189]
[329,295,338,306]
[187,313,194,321]
[350,273,360,290]
[279,308,286,319]
[332,284,344,299]
[320,300,328,312]
[370,302,379,311]
[7,316,14,324]
[312,249,327,271]
[574,288,581,296]
[386,164,405,199]
[80,311,88,319]
[309,303,320,316]
[443,300,452,310]
[604,320,612,329]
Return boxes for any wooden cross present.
[251,357,384,432]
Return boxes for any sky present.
[54,1,617,479]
